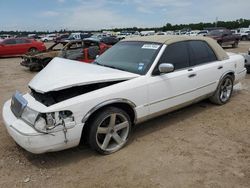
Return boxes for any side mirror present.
[95,55,99,59]
[159,63,174,74]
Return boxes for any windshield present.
[94,41,162,75]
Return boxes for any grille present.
[10,91,28,117]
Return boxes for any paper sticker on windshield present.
[142,44,160,50]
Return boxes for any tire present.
[29,64,42,72]
[232,41,238,48]
[28,47,38,53]
[242,36,247,41]
[209,75,234,105]
[88,107,131,155]
[42,58,52,67]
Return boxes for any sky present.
[0,0,250,31]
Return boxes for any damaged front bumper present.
[2,100,83,154]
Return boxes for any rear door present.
[222,30,234,44]
[187,40,222,95]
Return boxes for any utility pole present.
[215,17,218,28]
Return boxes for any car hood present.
[29,57,139,93]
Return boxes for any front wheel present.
[88,107,131,154]
[209,75,234,105]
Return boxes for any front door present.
[147,41,199,115]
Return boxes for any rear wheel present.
[232,41,238,48]
[209,75,234,105]
[28,47,38,53]
[88,107,131,154]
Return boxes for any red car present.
[0,38,46,57]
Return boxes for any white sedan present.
[2,35,247,154]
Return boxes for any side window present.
[23,39,31,43]
[158,41,189,70]
[68,42,83,50]
[188,41,217,66]
[16,39,31,44]
[3,39,16,45]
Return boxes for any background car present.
[207,29,240,48]
[0,34,13,39]
[197,30,209,36]
[100,36,119,45]
[20,41,67,71]
[21,39,111,71]
[40,34,57,42]
[242,48,250,73]
[65,33,92,41]
[0,38,46,57]
[54,34,70,43]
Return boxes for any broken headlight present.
[35,111,75,133]
[21,107,75,133]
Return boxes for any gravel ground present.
[0,42,249,188]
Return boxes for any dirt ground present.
[0,42,250,188]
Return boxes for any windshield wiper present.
[103,65,125,71]
[93,61,102,66]
[94,61,125,71]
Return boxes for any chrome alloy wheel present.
[219,77,233,102]
[96,113,130,152]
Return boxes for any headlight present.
[21,106,40,125]
[21,107,75,133]
[35,111,75,133]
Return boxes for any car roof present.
[84,38,100,42]
[123,35,229,61]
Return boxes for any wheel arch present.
[28,47,38,51]
[220,71,235,81]
[216,71,235,90]
[82,98,137,125]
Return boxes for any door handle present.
[188,73,196,78]
[218,66,223,70]
[188,68,193,72]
